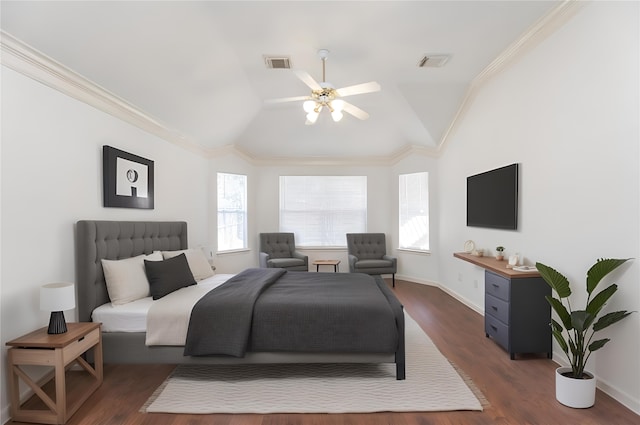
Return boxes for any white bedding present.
[92,274,234,334]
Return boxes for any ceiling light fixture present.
[303,50,344,123]
[264,49,380,124]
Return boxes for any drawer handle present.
[490,325,498,331]
[492,284,500,288]
[491,306,498,311]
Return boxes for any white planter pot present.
[555,367,596,408]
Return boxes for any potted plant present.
[495,246,505,260]
[535,258,634,408]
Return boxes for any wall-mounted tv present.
[466,163,519,230]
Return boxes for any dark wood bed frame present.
[75,220,405,379]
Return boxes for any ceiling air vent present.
[418,54,450,68]
[264,56,291,69]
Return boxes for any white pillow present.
[162,248,214,281]
[101,251,162,305]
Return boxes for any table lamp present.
[40,283,76,334]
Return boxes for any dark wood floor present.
[10,279,639,425]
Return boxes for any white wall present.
[0,66,210,423]
[437,1,639,413]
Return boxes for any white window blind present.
[217,172,247,251]
[279,176,367,247]
[399,172,429,251]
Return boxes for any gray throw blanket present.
[184,268,285,357]
[184,268,400,358]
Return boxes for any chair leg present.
[392,274,395,288]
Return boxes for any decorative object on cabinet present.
[507,253,520,268]
[464,240,475,253]
[495,246,505,261]
[536,258,635,408]
[40,283,75,334]
[103,145,154,209]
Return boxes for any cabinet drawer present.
[485,271,510,301]
[485,293,510,325]
[485,314,509,351]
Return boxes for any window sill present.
[216,248,251,256]
[297,246,348,251]
[397,248,431,255]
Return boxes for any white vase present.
[555,367,596,408]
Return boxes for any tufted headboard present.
[75,220,188,322]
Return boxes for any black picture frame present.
[103,145,154,209]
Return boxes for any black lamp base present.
[47,311,67,334]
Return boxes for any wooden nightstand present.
[6,322,103,424]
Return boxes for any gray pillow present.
[144,253,196,300]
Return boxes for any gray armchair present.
[259,233,308,271]
[346,233,397,287]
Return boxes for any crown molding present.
[0,30,211,158]
[437,0,585,154]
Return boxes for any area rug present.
[142,312,486,414]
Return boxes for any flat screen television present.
[466,163,519,230]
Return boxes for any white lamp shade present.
[306,111,319,124]
[40,283,76,312]
[331,99,345,112]
[331,110,344,122]
[303,100,316,113]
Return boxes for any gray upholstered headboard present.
[75,220,188,322]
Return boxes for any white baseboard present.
[398,275,639,415]
[396,274,483,315]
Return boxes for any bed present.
[75,220,405,379]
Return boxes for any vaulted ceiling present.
[1,1,562,160]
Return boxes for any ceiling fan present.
[265,49,381,125]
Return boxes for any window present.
[399,172,429,251]
[217,173,247,251]
[280,176,367,247]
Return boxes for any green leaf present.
[586,284,617,317]
[593,310,633,332]
[571,310,594,333]
[550,319,563,333]
[550,330,569,354]
[546,296,572,330]
[589,338,610,352]
[537,262,571,298]
[586,258,630,295]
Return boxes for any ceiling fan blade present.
[336,81,381,97]
[294,70,322,91]
[264,95,310,105]
[342,101,370,120]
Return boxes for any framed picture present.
[103,145,154,209]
